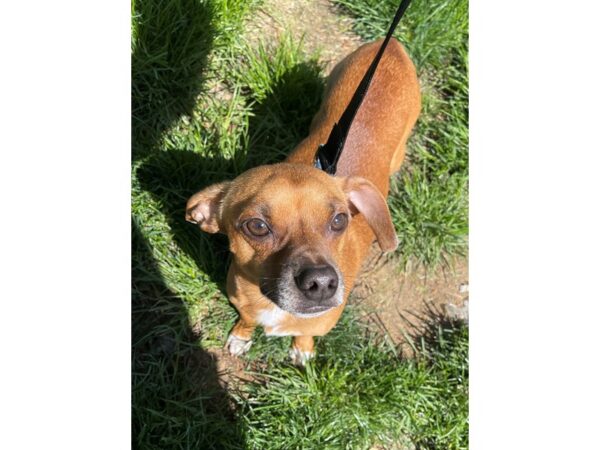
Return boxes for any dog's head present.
[186,163,397,317]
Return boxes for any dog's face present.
[186,163,397,317]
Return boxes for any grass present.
[132,0,468,448]
[242,317,468,450]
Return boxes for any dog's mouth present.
[264,294,339,318]
[291,303,337,318]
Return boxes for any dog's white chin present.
[291,307,334,319]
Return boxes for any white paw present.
[226,334,253,356]
[289,347,315,366]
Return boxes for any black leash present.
[314,0,413,174]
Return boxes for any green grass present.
[242,318,468,450]
[132,0,468,448]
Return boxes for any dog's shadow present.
[132,2,325,445]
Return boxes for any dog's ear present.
[339,176,398,252]
[185,181,231,234]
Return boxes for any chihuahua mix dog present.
[186,38,420,365]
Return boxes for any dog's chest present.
[257,306,300,336]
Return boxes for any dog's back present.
[287,38,421,197]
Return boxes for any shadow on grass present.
[132,0,214,162]
[416,301,467,347]
[131,1,244,448]
[408,305,469,450]
[132,220,245,448]
[132,2,325,446]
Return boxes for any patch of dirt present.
[209,347,256,391]
[244,0,364,72]
[351,244,469,356]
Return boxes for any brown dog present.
[186,38,420,365]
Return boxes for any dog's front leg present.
[290,336,315,366]
[224,265,258,357]
[226,314,256,357]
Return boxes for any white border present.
[1,0,600,448]
[0,1,130,448]
[471,0,600,448]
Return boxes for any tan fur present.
[186,39,420,360]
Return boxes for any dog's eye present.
[243,218,271,237]
[331,213,348,232]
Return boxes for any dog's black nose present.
[294,265,338,301]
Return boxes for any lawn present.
[132,0,468,448]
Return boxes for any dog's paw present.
[226,334,253,357]
[289,347,315,366]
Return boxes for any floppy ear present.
[185,181,231,234]
[340,177,398,252]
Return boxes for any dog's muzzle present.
[260,261,344,317]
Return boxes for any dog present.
[186,38,420,365]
